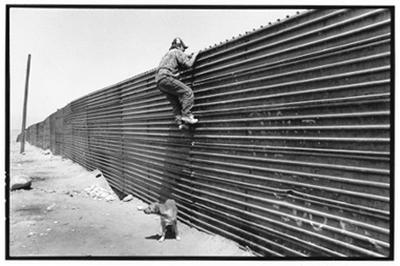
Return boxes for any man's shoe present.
[181,115,198,124]
[175,115,182,123]
[178,124,189,130]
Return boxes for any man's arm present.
[186,51,200,68]
[177,50,200,69]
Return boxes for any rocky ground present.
[9,136,253,257]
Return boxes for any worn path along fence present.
[21,8,393,257]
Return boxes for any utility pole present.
[20,54,31,154]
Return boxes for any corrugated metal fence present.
[21,8,392,257]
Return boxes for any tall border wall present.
[21,8,392,257]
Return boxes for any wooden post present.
[20,54,31,154]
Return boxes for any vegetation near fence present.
[21,8,392,257]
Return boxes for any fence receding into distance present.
[21,8,392,257]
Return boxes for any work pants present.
[157,76,194,118]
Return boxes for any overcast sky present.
[9,7,305,130]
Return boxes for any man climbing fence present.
[155,37,200,129]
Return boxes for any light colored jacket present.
[155,48,196,83]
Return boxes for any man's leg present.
[165,78,197,124]
[173,220,180,240]
[158,80,183,125]
[163,93,183,125]
[159,220,167,242]
[158,77,197,124]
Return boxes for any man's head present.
[170,37,188,51]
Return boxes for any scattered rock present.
[122,194,134,202]
[28,222,36,227]
[100,192,108,198]
[43,150,51,155]
[11,175,32,191]
[27,232,36,237]
[65,190,81,197]
[53,221,59,224]
[84,184,117,201]
[105,195,115,202]
[46,228,52,232]
[46,203,56,211]
[92,169,103,178]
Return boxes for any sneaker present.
[181,115,198,124]
[175,115,183,125]
[178,124,189,130]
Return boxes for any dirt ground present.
[8,135,253,257]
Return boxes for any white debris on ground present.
[46,203,56,211]
[122,194,134,202]
[83,185,117,202]
[82,169,118,202]
[42,149,52,155]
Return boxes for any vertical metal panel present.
[24,8,391,257]
[70,96,90,168]
[37,122,43,149]
[54,109,64,155]
[43,116,51,150]
[183,8,390,257]
[85,84,124,191]
[49,113,56,153]
[62,104,73,160]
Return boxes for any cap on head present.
[170,37,188,50]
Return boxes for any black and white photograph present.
[4,1,396,261]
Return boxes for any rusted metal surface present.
[23,8,392,257]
